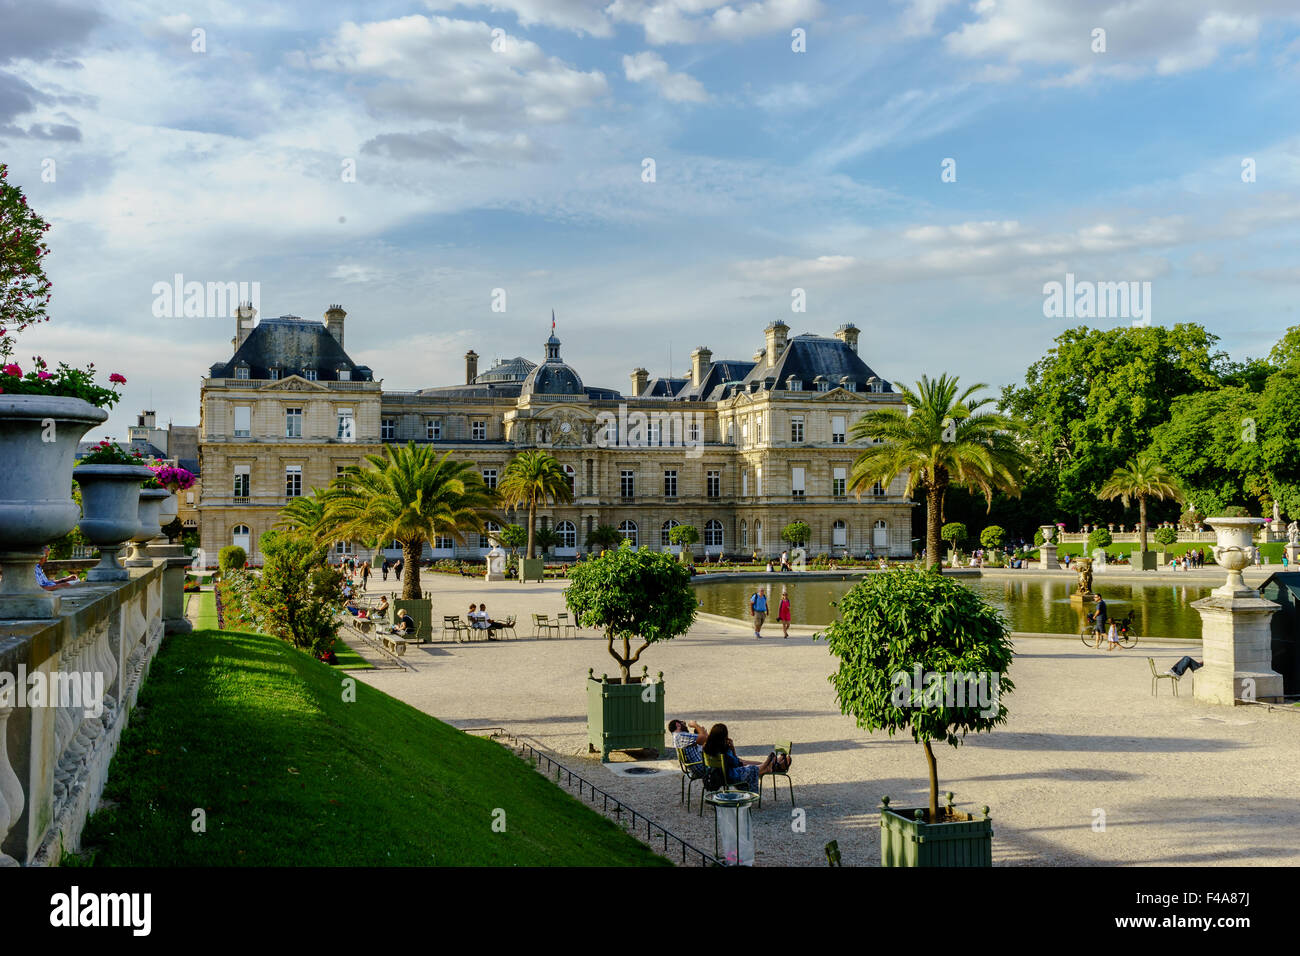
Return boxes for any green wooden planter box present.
[1137,550,1158,570]
[880,794,992,867]
[586,668,665,762]
[520,558,545,582]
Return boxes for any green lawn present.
[75,626,670,866]
[191,589,219,629]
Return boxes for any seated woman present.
[374,595,390,617]
[702,723,789,792]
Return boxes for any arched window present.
[740,519,748,548]
[556,520,577,551]
[832,520,847,547]
[704,519,724,549]
[661,518,680,547]
[873,519,888,550]
[232,525,250,553]
[618,520,638,546]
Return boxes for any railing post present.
[0,703,24,866]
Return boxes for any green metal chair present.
[824,840,842,867]
[555,612,577,638]
[532,613,559,639]
[761,741,795,805]
[677,746,706,812]
[1149,657,1179,696]
[701,751,760,815]
[501,614,518,639]
[442,615,469,643]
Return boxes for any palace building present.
[196,305,915,564]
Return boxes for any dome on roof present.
[521,332,584,399]
[476,356,537,384]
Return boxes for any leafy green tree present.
[850,374,1027,572]
[219,545,246,573]
[1154,527,1177,549]
[780,521,810,547]
[1148,388,1264,519]
[498,450,573,559]
[533,525,561,556]
[1097,452,1185,553]
[253,530,343,658]
[819,568,1014,820]
[1001,324,1226,523]
[667,524,700,551]
[979,525,1005,549]
[565,543,697,683]
[277,488,332,538]
[0,163,53,359]
[322,443,496,599]
[1087,528,1112,552]
[1256,368,1300,519]
[586,524,622,552]
[498,523,528,555]
[941,522,967,551]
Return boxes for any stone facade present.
[197,309,914,564]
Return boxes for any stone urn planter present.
[157,489,178,524]
[73,464,156,581]
[0,395,109,618]
[1205,516,1265,598]
[880,794,992,867]
[124,488,172,567]
[586,668,665,762]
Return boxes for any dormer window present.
[338,368,351,381]
[304,368,318,381]
[840,376,855,392]
[815,375,830,392]
[234,363,250,380]
[269,366,281,381]
[787,376,802,392]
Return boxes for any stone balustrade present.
[0,557,181,865]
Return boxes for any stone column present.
[1193,516,1283,706]
[147,542,193,634]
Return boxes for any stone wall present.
[0,564,168,866]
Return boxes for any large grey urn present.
[73,464,156,581]
[0,395,108,619]
[124,488,172,567]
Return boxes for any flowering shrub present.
[78,439,148,466]
[0,163,52,360]
[0,356,126,407]
[153,465,196,491]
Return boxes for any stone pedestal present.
[0,551,58,619]
[1039,542,1057,570]
[1287,544,1300,566]
[1069,591,1097,608]
[147,542,193,634]
[1192,590,1282,705]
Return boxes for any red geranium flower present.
[109,373,126,384]
[2,364,20,376]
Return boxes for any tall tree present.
[277,488,332,539]
[321,444,496,599]
[0,163,53,359]
[1097,452,1185,553]
[849,374,1028,571]
[497,450,573,559]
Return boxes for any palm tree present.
[497,450,574,559]
[849,374,1028,572]
[277,488,332,539]
[321,443,497,599]
[1098,452,1184,554]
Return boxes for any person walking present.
[749,586,769,639]
[394,557,404,582]
[361,561,371,592]
[381,558,390,581]
[777,586,791,638]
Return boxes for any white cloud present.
[607,0,823,45]
[622,51,708,102]
[432,0,614,36]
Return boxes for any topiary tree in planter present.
[781,521,811,549]
[498,523,527,557]
[667,523,700,558]
[1154,526,1177,550]
[940,522,967,560]
[566,543,698,760]
[1086,527,1112,553]
[979,525,1005,550]
[819,568,1014,823]
[219,545,246,573]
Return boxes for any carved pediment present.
[260,376,329,391]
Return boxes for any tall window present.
[740,519,748,547]
[727,422,734,443]
[755,520,763,549]
[563,464,576,495]
[816,380,830,392]
[648,420,661,445]
[556,520,577,551]
[791,466,806,499]
[285,465,302,498]
[831,415,846,444]
[381,418,395,440]
[618,520,638,546]
[472,420,486,440]
[233,465,250,498]
[663,470,677,497]
[433,535,455,551]
[426,418,441,440]
[661,519,680,547]
[833,466,847,498]
[741,422,749,445]
[621,470,635,498]
[741,469,749,497]
[337,408,355,442]
[704,519,723,548]
[756,466,762,497]
[872,481,885,497]
[756,414,763,441]
[232,525,250,552]
[284,407,302,438]
[233,405,251,438]
[707,470,720,498]
[481,468,497,491]
[688,421,701,443]
[791,416,804,443]
[833,520,848,547]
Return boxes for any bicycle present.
[1079,613,1137,649]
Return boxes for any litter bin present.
[705,790,759,866]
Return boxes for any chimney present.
[234,302,257,351]
[835,323,860,353]
[753,347,766,365]
[690,347,712,389]
[764,321,789,368]
[466,350,479,385]
[631,367,648,396]
[324,304,346,350]
[140,410,156,429]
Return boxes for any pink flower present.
[36,371,50,380]
[109,372,126,384]
[2,364,20,377]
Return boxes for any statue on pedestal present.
[1077,560,1093,596]
[485,545,506,582]
[1288,521,1300,548]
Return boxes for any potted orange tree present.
[819,567,1014,866]
[566,542,696,761]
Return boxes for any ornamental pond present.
[693,574,1214,639]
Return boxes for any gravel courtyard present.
[350,571,1300,867]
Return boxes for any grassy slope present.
[80,626,669,866]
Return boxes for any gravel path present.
[349,570,1300,867]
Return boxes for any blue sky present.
[3,0,1300,437]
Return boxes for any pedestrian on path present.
[750,586,769,638]
[778,585,791,638]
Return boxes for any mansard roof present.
[743,334,891,392]
[675,360,755,401]
[207,317,374,382]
